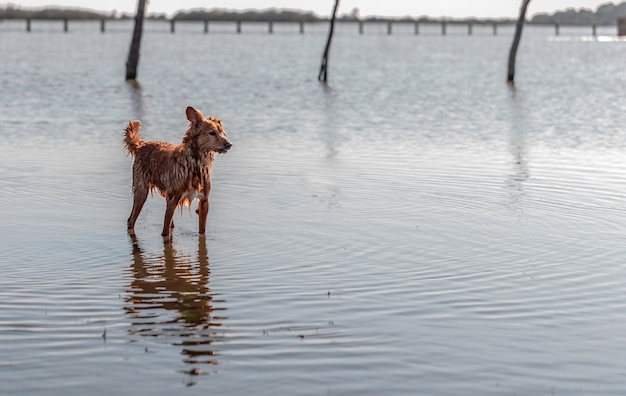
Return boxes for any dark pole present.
[507,0,531,84]
[125,0,147,81]
[318,0,340,83]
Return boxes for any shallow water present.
[1,20,626,395]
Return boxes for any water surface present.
[1,20,626,395]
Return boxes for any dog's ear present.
[186,106,204,125]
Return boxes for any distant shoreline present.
[2,4,626,26]
[0,5,512,24]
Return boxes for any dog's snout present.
[224,141,232,150]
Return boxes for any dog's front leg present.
[162,197,179,237]
[197,198,209,234]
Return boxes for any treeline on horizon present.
[3,3,626,25]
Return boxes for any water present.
[1,20,626,395]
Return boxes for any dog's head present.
[184,106,232,155]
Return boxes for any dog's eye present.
[209,131,216,136]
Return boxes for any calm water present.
[1,20,626,395]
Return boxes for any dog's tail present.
[123,120,144,157]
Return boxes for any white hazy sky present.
[2,1,616,18]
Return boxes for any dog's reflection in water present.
[125,234,227,384]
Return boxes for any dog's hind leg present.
[162,197,179,237]
[197,197,209,235]
[127,186,148,232]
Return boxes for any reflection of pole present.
[318,0,340,83]
[125,0,147,80]
[507,0,531,83]
[506,89,530,217]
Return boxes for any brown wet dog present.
[124,106,232,237]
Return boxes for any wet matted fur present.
[124,106,232,237]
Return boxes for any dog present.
[124,106,232,237]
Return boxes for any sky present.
[2,1,618,18]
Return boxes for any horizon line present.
[0,3,603,21]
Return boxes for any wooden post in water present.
[387,21,392,35]
[507,0,531,84]
[493,23,498,35]
[170,19,175,33]
[618,18,626,36]
[442,21,447,35]
[204,20,209,33]
[414,22,419,35]
[237,21,241,34]
[592,24,596,36]
[26,18,31,32]
[101,19,106,33]
[468,23,473,35]
[300,21,304,34]
[318,0,340,83]
[555,23,559,36]
[125,0,147,81]
[359,21,364,35]
[63,19,68,32]
[269,20,273,34]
